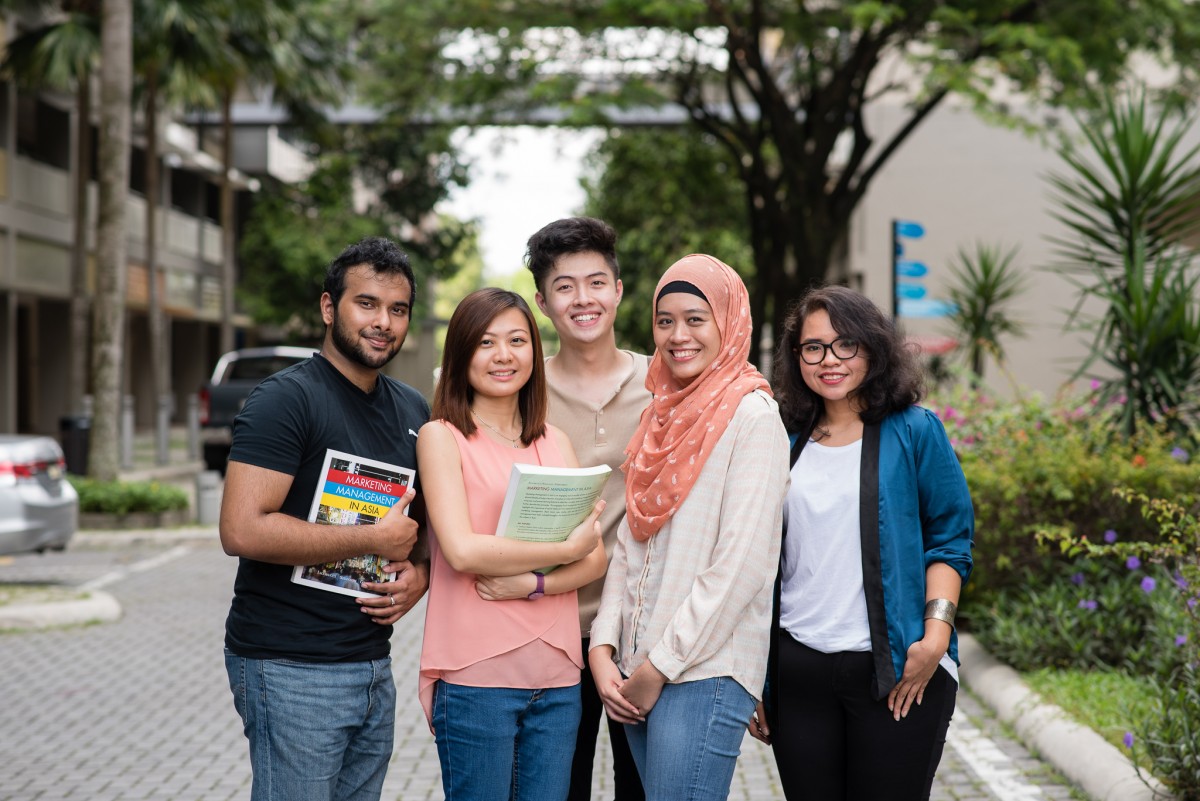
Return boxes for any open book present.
[291,449,415,598]
[495,463,611,572]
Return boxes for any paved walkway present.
[0,534,1081,801]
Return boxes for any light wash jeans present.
[224,650,396,801]
[432,680,581,801]
[624,676,756,801]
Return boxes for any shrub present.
[1026,489,1200,798]
[1129,664,1200,801]
[970,559,1189,677]
[69,478,189,515]
[928,385,1199,596]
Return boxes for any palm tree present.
[1048,89,1200,437]
[133,0,220,426]
[90,0,132,480]
[944,242,1028,385]
[205,0,348,353]
[0,2,100,416]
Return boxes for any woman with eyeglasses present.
[748,285,974,801]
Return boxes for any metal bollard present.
[120,395,135,470]
[156,394,171,466]
[186,394,200,460]
[195,470,222,526]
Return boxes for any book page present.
[496,464,611,543]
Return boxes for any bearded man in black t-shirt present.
[220,237,431,801]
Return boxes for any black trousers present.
[568,638,645,801]
[770,631,956,801]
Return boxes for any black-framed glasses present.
[798,337,859,365]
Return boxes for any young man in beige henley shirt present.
[526,217,650,801]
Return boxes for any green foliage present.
[581,127,752,353]
[1047,90,1200,438]
[1130,664,1200,801]
[928,386,1199,593]
[239,150,476,338]
[69,477,189,515]
[365,0,1200,363]
[957,400,1200,798]
[943,242,1028,383]
[238,157,383,339]
[970,560,1188,677]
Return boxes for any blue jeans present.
[225,651,396,801]
[432,680,581,801]
[624,676,756,801]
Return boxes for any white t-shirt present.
[780,438,958,682]
[780,438,872,653]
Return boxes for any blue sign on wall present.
[892,220,953,319]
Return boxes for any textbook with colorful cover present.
[495,463,612,572]
[290,449,415,599]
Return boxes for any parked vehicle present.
[0,435,79,555]
[199,346,318,474]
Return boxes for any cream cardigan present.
[589,389,789,701]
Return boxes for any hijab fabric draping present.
[622,254,771,541]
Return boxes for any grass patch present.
[0,583,88,607]
[1022,667,1157,770]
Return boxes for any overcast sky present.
[441,126,603,277]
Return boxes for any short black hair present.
[323,237,416,306]
[524,217,619,292]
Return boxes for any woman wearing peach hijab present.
[588,255,790,800]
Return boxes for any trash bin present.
[196,470,222,526]
[59,415,92,476]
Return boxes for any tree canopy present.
[365,0,1200,361]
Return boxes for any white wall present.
[847,100,1104,397]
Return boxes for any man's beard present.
[330,310,402,370]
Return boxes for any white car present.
[0,435,79,555]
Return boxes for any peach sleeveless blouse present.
[418,422,583,724]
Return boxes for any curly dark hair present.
[774,285,924,433]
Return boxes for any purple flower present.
[1141,577,1157,593]
[1127,556,1142,570]
[1104,529,1118,543]
[1189,597,1198,610]
[1177,635,1189,647]
[1071,572,1085,586]
[1090,379,1102,391]
[1123,732,1134,749]
[1078,599,1098,610]
[1175,573,1189,591]
[1171,447,1190,463]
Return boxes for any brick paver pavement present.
[0,534,1081,800]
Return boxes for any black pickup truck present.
[199,346,318,473]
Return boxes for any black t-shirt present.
[223,354,431,662]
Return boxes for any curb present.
[0,589,121,630]
[958,633,1172,801]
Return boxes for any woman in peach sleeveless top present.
[417,288,607,801]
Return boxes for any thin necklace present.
[472,409,522,448]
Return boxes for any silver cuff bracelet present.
[924,598,957,628]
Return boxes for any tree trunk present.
[219,88,236,354]
[88,0,132,481]
[145,76,169,423]
[69,74,92,416]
